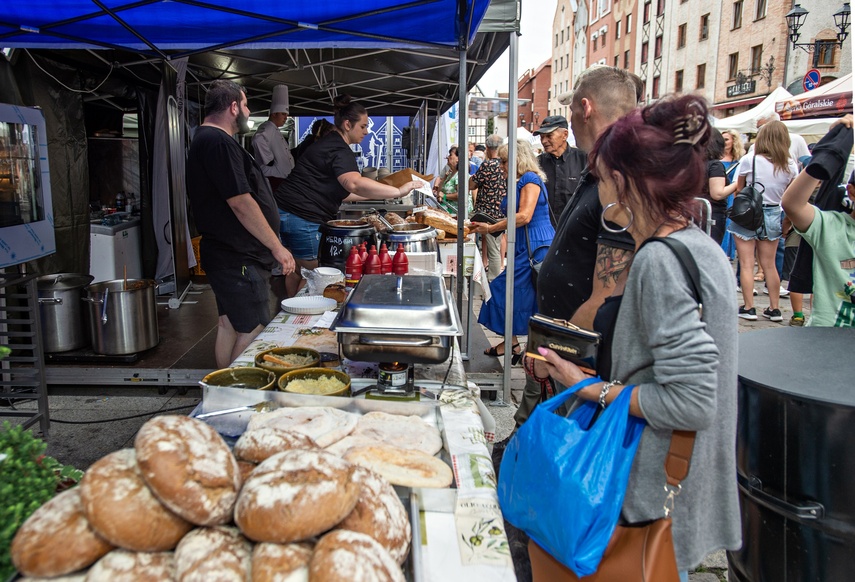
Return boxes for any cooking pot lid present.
[37,273,94,291]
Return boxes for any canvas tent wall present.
[775,73,853,137]
[711,87,793,134]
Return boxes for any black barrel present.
[728,327,855,582]
[318,219,376,273]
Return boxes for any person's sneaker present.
[763,286,790,297]
[789,314,805,326]
[762,307,783,322]
[738,306,758,320]
[737,285,759,296]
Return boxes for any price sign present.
[803,69,821,92]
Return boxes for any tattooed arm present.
[569,243,634,329]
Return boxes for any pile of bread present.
[11,407,451,581]
[410,207,470,238]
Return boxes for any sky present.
[475,0,558,97]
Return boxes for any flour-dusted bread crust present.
[246,406,358,448]
[235,449,360,543]
[251,542,313,582]
[233,426,319,463]
[324,434,375,457]
[352,411,443,455]
[80,448,193,551]
[310,530,405,582]
[85,549,174,582]
[19,574,87,582]
[344,445,453,488]
[237,460,257,484]
[11,489,113,577]
[134,415,241,526]
[174,526,252,582]
[337,467,411,564]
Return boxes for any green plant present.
[0,421,82,579]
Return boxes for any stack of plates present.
[281,296,337,315]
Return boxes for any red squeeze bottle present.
[379,243,393,274]
[345,246,363,289]
[359,241,369,264]
[364,245,382,275]
[392,243,409,275]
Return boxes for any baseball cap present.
[533,115,569,136]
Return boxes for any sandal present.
[754,273,765,282]
[484,343,521,358]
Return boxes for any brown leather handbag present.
[529,430,696,582]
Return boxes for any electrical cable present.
[25,49,114,93]
[48,404,198,425]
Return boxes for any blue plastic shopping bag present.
[498,377,646,576]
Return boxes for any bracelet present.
[599,380,622,409]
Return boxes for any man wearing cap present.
[252,85,295,193]
[534,115,587,228]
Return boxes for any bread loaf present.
[344,445,453,488]
[174,526,252,582]
[384,212,407,226]
[236,460,257,483]
[134,415,241,526]
[85,550,174,582]
[251,542,313,582]
[310,530,405,582]
[11,489,113,577]
[80,448,193,551]
[235,449,360,543]
[246,406,358,448]
[233,426,319,464]
[415,207,469,236]
[337,466,411,564]
[322,283,347,304]
[352,411,442,456]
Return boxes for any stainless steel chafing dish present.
[330,274,462,364]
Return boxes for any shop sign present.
[727,79,756,98]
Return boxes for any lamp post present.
[518,113,525,127]
[786,3,850,52]
[531,112,540,131]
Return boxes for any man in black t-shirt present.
[186,80,295,368]
[515,66,642,425]
[534,115,588,228]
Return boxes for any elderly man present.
[252,85,295,193]
[469,135,507,281]
[187,80,295,368]
[534,115,587,228]
[514,66,642,426]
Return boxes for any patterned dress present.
[471,158,507,221]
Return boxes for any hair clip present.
[673,112,705,145]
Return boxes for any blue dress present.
[478,172,555,335]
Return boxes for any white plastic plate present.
[281,295,337,315]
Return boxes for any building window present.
[677,23,687,48]
[814,41,837,67]
[655,35,663,58]
[750,44,763,74]
[555,33,559,47]
[614,55,620,67]
[675,70,684,92]
[616,20,621,40]
[754,0,766,20]
[700,13,710,40]
[625,50,631,68]
[728,53,739,80]
[641,42,649,63]
[593,36,598,51]
[696,63,706,88]
[643,1,651,24]
[652,76,660,99]
[627,13,632,33]
[733,1,743,29]
[656,0,665,16]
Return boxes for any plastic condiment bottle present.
[379,243,393,274]
[392,243,409,275]
[345,246,363,289]
[364,245,382,275]
[358,241,369,264]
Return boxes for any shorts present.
[726,206,783,242]
[279,210,321,260]
[206,264,273,333]
[782,246,799,281]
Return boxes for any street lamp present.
[532,112,540,131]
[786,3,850,51]
[518,113,525,127]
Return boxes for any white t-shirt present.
[737,152,797,205]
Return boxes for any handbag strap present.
[637,236,703,316]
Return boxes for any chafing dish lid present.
[331,274,460,335]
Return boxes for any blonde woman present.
[728,121,797,321]
[471,139,555,358]
[721,129,744,183]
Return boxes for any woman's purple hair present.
[589,94,711,227]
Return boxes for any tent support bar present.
[456,46,467,358]
[91,0,167,59]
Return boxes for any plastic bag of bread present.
[383,212,406,226]
[414,207,470,237]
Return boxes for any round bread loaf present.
[310,530,405,582]
[246,406,358,448]
[233,426,319,464]
[252,542,313,582]
[235,449,360,543]
[352,411,443,455]
[80,448,193,551]
[174,526,252,582]
[323,283,347,304]
[344,445,453,488]
[19,573,87,581]
[85,549,174,582]
[134,415,241,526]
[11,489,113,577]
[237,460,257,484]
[337,466,411,564]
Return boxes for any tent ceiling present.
[1,0,516,116]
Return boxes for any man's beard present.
[236,109,251,134]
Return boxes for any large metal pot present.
[375,223,438,255]
[318,219,376,273]
[37,273,94,352]
[83,279,159,355]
